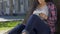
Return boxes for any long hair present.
[22,0,54,24]
[32,0,54,12]
[26,0,54,15]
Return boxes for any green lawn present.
[0,27,13,31]
[0,20,22,30]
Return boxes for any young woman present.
[8,0,57,34]
[22,0,57,34]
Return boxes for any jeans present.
[8,14,50,34]
[8,24,25,34]
[24,14,50,34]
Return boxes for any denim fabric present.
[24,14,50,34]
[8,14,51,34]
[8,24,25,34]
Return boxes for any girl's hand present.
[39,13,48,20]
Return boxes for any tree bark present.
[22,0,34,24]
[9,0,13,16]
[54,0,60,34]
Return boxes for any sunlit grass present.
[0,20,22,30]
[0,27,13,31]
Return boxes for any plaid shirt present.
[47,2,57,34]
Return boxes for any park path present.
[0,27,14,34]
[0,29,10,34]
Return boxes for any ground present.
[0,16,24,34]
[0,27,14,34]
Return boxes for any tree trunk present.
[9,0,13,16]
[54,0,60,34]
[22,0,34,24]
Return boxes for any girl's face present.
[38,0,45,4]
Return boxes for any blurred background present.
[0,0,28,16]
[0,0,60,34]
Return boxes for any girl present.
[22,0,57,34]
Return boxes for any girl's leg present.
[8,24,25,34]
[33,14,50,34]
[23,14,50,34]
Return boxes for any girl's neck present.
[37,2,47,8]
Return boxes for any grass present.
[0,20,22,30]
[0,20,21,27]
[0,27,13,31]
